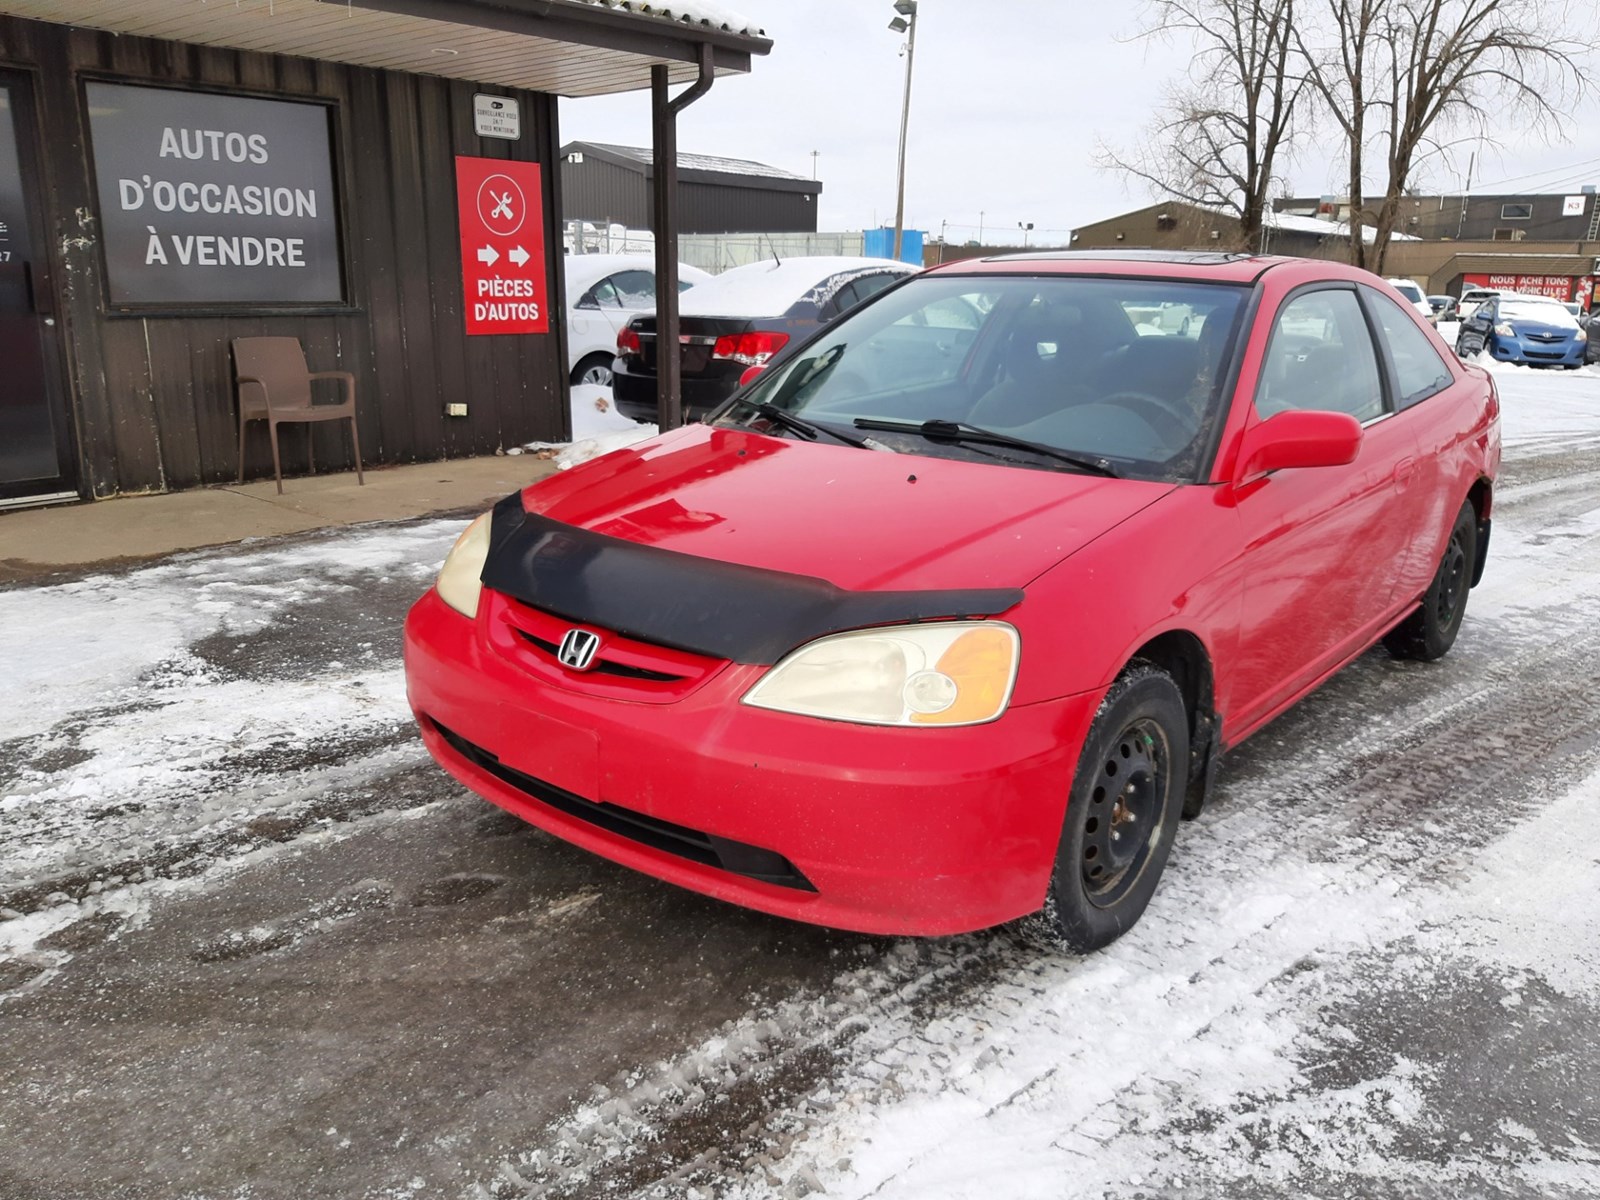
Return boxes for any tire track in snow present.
[479,438,1600,1199]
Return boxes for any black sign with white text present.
[87,82,343,305]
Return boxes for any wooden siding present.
[0,13,571,497]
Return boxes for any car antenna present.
[764,233,781,268]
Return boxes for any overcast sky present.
[561,0,1600,246]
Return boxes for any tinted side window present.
[852,272,899,303]
[819,280,862,322]
[1366,290,1454,409]
[1257,290,1385,423]
[611,270,655,306]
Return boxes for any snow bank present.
[517,382,657,470]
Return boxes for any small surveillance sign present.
[473,94,521,141]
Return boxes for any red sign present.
[456,156,548,335]
[1460,272,1585,302]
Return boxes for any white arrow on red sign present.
[509,245,531,268]
[477,245,499,266]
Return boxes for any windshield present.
[716,275,1248,482]
[1391,281,1424,303]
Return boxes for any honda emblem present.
[556,628,602,671]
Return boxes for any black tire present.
[1025,664,1188,953]
[1384,500,1477,662]
[571,353,614,388]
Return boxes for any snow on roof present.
[561,252,712,296]
[679,256,917,318]
[559,1,765,38]
[578,141,809,182]
[1265,210,1421,244]
[1172,202,1422,245]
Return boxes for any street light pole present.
[1019,221,1033,248]
[888,0,918,262]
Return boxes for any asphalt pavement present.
[2,370,1599,1199]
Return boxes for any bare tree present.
[1369,0,1592,269]
[1302,0,1593,270]
[1101,0,1302,249]
[1291,0,1387,268]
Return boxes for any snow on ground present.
[4,360,1600,1200]
[0,520,461,916]
[481,365,1600,1200]
[519,382,656,469]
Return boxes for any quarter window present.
[1257,290,1385,423]
[1365,291,1453,409]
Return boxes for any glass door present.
[0,73,76,506]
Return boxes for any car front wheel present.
[1026,664,1188,954]
[1384,500,1478,661]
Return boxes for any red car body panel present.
[520,423,1174,595]
[404,253,1500,936]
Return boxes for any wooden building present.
[0,1,768,507]
[560,139,821,234]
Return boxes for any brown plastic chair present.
[233,337,364,495]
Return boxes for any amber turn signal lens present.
[911,626,1018,726]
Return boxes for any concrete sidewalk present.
[0,454,558,582]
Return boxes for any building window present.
[1500,202,1533,220]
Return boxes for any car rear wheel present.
[1026,664,1188,954]
[1384,500,1477,662]
[572,353,615,388]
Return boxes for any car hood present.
[521,425,1175,592]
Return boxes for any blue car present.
[1456,294,1588,368]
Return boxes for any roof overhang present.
[0,0,771,96]
[1434,252,1598,277]
[565,141,822,195]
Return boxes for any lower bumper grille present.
[429,719,816,892]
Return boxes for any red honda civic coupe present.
[405,252,1499,952]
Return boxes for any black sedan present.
[612,256,919,424]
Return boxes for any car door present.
[1360,286,1473,599]
[1458,296,1496,355]
[1227,285,1422,733]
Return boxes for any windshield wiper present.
[851,418,1119,477]
[727,397,876,450]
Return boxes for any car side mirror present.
[1235,410,1363,485]
[738,364,767,388]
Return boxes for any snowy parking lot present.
[3,363,1600,1199]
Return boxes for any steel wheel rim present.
[1081,718,1168,908]
[580,364,614,386]
[1435,528,1468,627]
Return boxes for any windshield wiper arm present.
[728,398,876,450]
[851,418,1119,477]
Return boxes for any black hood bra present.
[479,493,1024,666]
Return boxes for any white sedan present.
[564,254,713,387]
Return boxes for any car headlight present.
[435,512,492,618]
[1494,322,1514,337]
[1576,329,1587,343]
[742,621,1020,727]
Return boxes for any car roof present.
[679,256,917,318]
[925,249,1353,286]
[562,253,712,294]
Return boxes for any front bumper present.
[1489,335,1586,366]
[404,588,1096,936]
